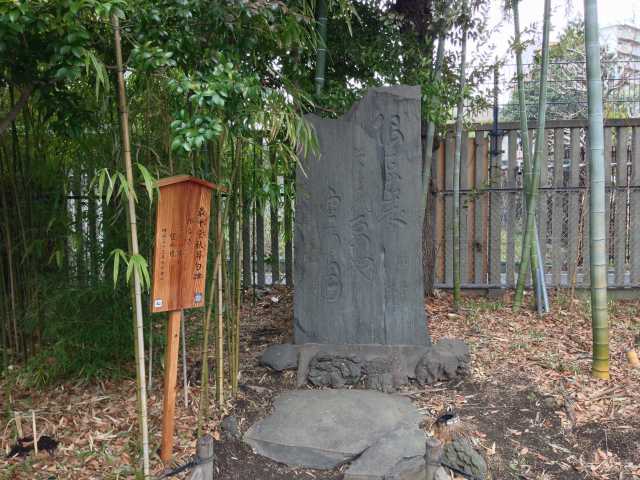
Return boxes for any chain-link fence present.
[432,119,640,289]
[475,60,640,122]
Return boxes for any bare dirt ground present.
[2,287,639,479]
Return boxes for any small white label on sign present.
[154,299,163,307]
[194,292,203,303]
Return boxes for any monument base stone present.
[259,339,470,391]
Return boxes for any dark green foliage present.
[21,283,136,385]
[0,0,492,384]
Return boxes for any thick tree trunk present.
[422,134,436,296]
[421,32,446,297]
[0,85,34,138]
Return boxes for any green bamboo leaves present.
[584,0,610,380]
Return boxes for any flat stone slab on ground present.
[343,423,424,480]
[243,390,424,471]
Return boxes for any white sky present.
[479,0,640,64]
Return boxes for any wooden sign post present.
[151,175,224,464]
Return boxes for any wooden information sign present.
[151,175,224,464]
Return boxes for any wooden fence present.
[433,118,640,289]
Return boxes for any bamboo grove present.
[0,1,320,387]
[0,0,616,473]
[1,0,490,380]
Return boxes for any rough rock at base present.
[365,357,395,393]
[308,354,364,387]
[442,439,487,480]
[244,390,423,470]
[297,344,429,389]
[259,344,299,371]
[415,339,470,385]
[220,415,241,440]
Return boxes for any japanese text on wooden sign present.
[151,176,220,313]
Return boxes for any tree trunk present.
[513,0,551,311]
[422,136,437,296]
[111,14,151,477]
[584,0,609,379]
[0,85,34,138]
[422,32,446,297]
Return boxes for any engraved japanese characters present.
[294,86,428,345]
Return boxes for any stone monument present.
[294,85,428,346]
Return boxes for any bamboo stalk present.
[584,0,610,379]
[31,411,37,455]
[0,251,8,370]
[0,180,19,357]
[197,146,215,436]
[314,0,328,96]
[111,14,151,476]
[269,146,280,284]
[284,172,293,287]
[452,14,468,308]
[215,206,224,407]
[513,0,552,311]
[512,0,544,311]
[231,139,243,395]
[215,135,228,408]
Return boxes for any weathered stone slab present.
[243,390,422,470]
[344,423,424,480]
[294,86,428,346]
[296,343,429,388]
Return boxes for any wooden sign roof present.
[156,174,227,192]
